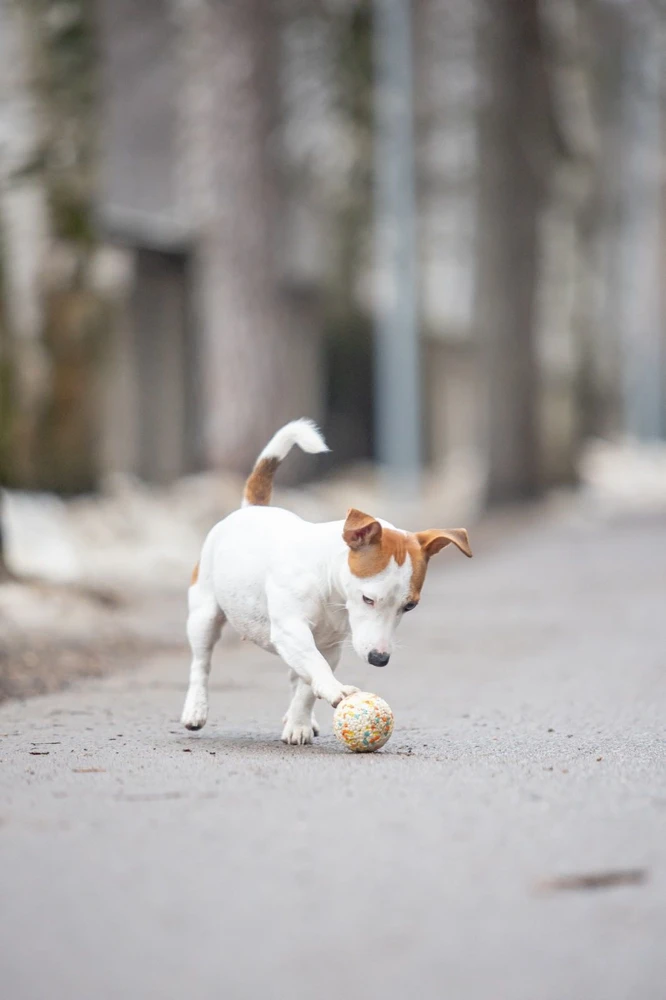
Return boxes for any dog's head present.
[341,508,472,666]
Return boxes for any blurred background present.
[1,7,666,993]
[1,0,666,597]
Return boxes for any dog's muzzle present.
[368,650,390,667]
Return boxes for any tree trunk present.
[476,0,553,505]
[535,0,601,488]
[185,0,323,474]
[0,513,6,580]
[0,0,51,489]
[0,0,105,493]
[0,487,11,580]
[583,2,624,441]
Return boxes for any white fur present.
[241,419,329,507]
[257,418,329,462]
[181,426,413,744]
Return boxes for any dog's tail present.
[242,419,329,507]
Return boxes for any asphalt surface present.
[1,511,665,999]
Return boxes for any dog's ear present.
[343,508,382,550]
[416,528,472,559]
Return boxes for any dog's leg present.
[272,619,356,715]
[181,593,225,731]
[281,669,317,745]
[315,646,341,733]
[281,646,342,743]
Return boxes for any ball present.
[333,692,394,753]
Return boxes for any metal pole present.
[373,0,421,489]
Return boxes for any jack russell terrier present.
[181,419,472,744]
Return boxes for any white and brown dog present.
[181,419,472,744]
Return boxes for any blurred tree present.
[0,0,50,489]
[476,0,556,504]
[323,0,375,464]
[609,1,665,440]
[0,492,9,579]
[413,0,479,470]
[177,0,325,475]
[0,0,109,493]
[537,0,602,488]
[0,487,5,566]
[0,519,7,580]
[587,1,626,441]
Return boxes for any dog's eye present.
[362,596,375,607]
[402,601,417,613]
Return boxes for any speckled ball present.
[333,692,394,753]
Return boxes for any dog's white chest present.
[221,589,347,654]
[312,604,349,650]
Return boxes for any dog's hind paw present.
[181,689,208,731]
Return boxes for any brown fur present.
[343,508,472,602]
[348,526,427,601]
[416,528,472,560]
[243,457,280,507]
[191,562,199,586]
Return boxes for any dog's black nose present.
[368,650,390,667]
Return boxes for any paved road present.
[1,511,665,1000]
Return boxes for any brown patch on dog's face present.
[407,546,428,603]
[244,457,280,507]
[190,562,200,586]
[343,508,425,601]
[343,509,472,602]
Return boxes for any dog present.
[181,419,472,744]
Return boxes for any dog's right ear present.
[343,508,382,550]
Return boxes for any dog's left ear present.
[416,528,472,559]
[343,508,382,550]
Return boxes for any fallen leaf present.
[537,869,647,893]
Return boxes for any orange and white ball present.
[333,692,394,753]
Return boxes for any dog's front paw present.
[335,684,360,706]
[311,714,320,737]
[281,718,316,746]
[181,688,208,731]
[313,681,359,708]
